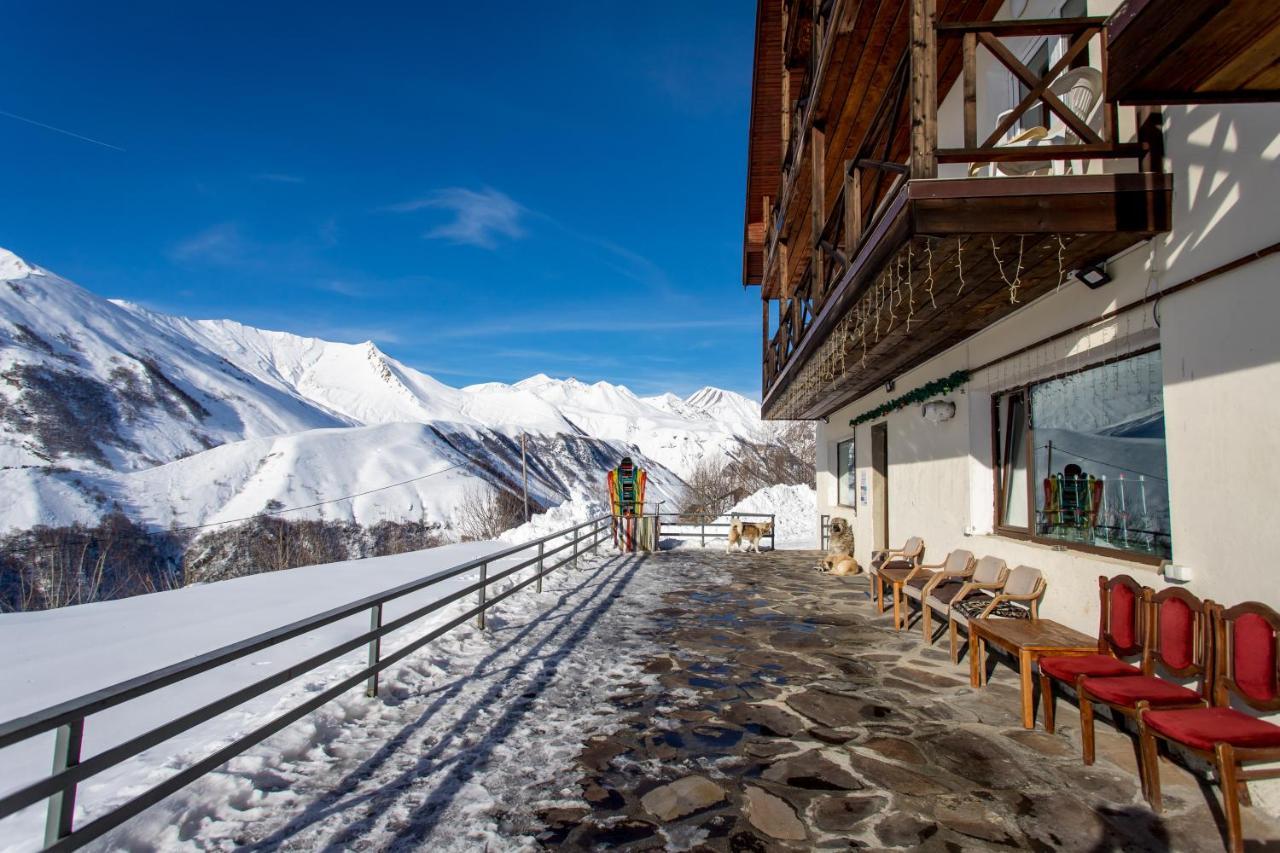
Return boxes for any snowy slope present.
[0,247,778,535]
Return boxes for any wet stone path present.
[543,549,1280,851]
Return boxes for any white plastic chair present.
[977,67,1103,177]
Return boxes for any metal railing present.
[654,512,776,551]
[0,514,613,851]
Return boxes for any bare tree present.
[680,456,738,521]
[455,484,526,541]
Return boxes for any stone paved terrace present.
[546,549,1280,851]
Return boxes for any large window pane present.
[836,438,856,507]
[1032,350,1171,559]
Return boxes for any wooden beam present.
[1137,106,1165,172]
[909,0,938,178]
[810,125,827,296]
[843,162,862,252]
[936,143,1142,163]
[963,32,977,149]
[939,16,1107,36]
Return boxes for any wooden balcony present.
[1106,0,1280,104]
[757,10,1173,420]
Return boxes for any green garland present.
[849,369,971,427]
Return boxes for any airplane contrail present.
[0,108,124,151]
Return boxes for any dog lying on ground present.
[820,517,859,575]
[726,519,773,553]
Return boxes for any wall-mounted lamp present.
[1073,262,1113,289]
[921,400,956,423]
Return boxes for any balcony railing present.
[760,8,1170,418]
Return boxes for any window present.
[994,390,1030,529]
[1017,41,1051,131]
[992,349,1172,561]
[836,438,856,508]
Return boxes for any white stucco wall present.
[817,98,1280,623]
[805,0,1280,822]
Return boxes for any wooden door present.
[871,422,889,551]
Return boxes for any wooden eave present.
[1107,0,1280,104]
[761,0,1005,299]
[743,0,785,287]
[761,173,1173,420]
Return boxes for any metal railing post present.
[700,516,706,548]
[366,604,382,698]
[571,524,580,568]
[477,562,487,630]
[770,514,776,551]
[536,540,545,593]
[44,719,83,847]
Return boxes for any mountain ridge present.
[0,248,782,535]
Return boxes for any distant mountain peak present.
[0,247,45,282]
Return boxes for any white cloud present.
[169,223,245,265]
[390,187,525,249]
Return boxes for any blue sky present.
[0,2,759,397]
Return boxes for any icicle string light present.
[991,235,1025,304]
[924,239,936,309]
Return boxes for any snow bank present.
[660,484,818,551]
[498,495,608,546]
[723,484,819,549]
[0,538,557,850]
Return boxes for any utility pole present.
[520,432,530,522]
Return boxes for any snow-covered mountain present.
[0,248,778,535]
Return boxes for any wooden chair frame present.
[892,550,975,632]
[945,566,1018,663]
[1138,602,1280,853]
[870,537,924,615]
[1039,574,1148,734]
[1077,587,1212,766]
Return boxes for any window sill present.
[969,531,1165,573]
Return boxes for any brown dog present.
[821,517,858,574]
[727,519,773,553]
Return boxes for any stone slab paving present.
[545,549,1280,851]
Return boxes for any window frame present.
[835,436,857,510]
[989,345,1167,566]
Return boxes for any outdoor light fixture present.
[921,400,956,423]
[884,380,896,393]
[1073,262,1113,289]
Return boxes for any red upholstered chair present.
[1137,602,1280,853]
[1038,574,1147,734]
[1077,587,1213,767]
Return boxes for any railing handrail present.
[0,514,609,749]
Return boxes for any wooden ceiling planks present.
[1107,0,1280,103]
[743,0,785,287]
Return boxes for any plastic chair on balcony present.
[1038,574,1147,734]
[1137,602,1280,853]
[869,537,924,615]
[974,67,1103,178]
[894,549,975,632]
[1076,587,1213,768]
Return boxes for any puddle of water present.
[690,725,745,749]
